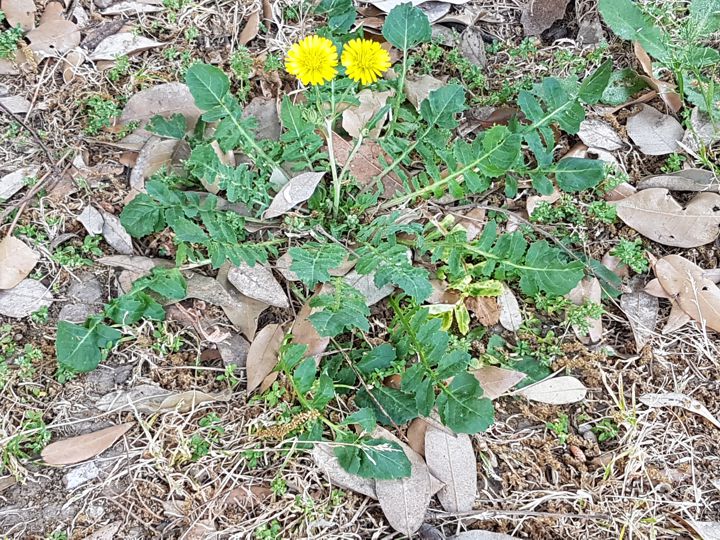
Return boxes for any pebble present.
[63,462,101,490]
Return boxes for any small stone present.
[59,303,98,323]
[217,333,250,369]
[63,462,101,490]
[93,0,114,8]
[68,275,103,304]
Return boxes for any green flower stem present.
[385,50,410,138]
[218,99,279,171]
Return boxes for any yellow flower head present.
[341,38,392,85]
[285,35,338,86]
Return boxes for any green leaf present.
[120,194,165,238]
[519,78,585,134]
[598,0,670,62]
[334,435,411,479]
[316,0,356,32]
[554,157,606,192]
[601,68,648,105]
[355,386,418,425]
[309,281,370,337]
[356,344,396,375]
[56,319,121,373]
[185,63,230,111]
[690,0,720,35]
[106,291,165,325]
[312,373,336,409]
[578,60,612,104]
[164,207,208,243]
[138,268,187,300]
[519,240,585,296]
[294,357,317,394]
[420,84,466,129]
[382,3,431,51]
[344,408,377,433]
[356,243,432,302]
[436,372,494,434]
[289,242,348,287]
[147,113,187,139]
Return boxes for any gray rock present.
[63,462,102,490]
[59,303,98,323]
[68,275,103,304]
[217,333,250,370]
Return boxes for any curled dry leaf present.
[311,443,378,499]
[227,263,289,308]
[42,423,133,465]
[578,119,625,151]
[0,279,53,318]
[0,236,40,290]
[566,277,602,343]
[497,285,522,332]
[626,105,684,155]
[404,74,444,110]
[90,33,163,61]
[521,0,571,35]
[424,425,477,512]
[653,255,720,333]
[158,389,231,412]
[95,384,228,413]
[1,0,36,30]
[246,323,285,393]
[239,10,260,45]
[406,418,428,457]
[620,291,659,352]
[332,133,403,198]
[472,365,526,400]
[27,20,81,58]
[263,171,324,219]
[640,392,720,430]
[374,427,432,536]
[216,264,268,340]
[100,209,134,255]
[614,188,720,248]
[517,376,588,404]
[465,296,499,326]
[129,137,180,192]
[636,169,719,193]
[291,294,331,359]
[342,89,393,139]
[633,42,682,113]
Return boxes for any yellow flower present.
[341,38,392,85]
[285,35,339,86]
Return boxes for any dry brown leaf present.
[0,94,31,114]
[374,427,432,536]
[312,443,378,499]
[239,10,260,45]
[644,278,670,298]
[464,296,499,326]
[517,376,587,404]
[243,97,281,140]
[101,0,164,15]
[406,418,428,457]
[452,531,519,540]
[686,520,720,540]
[640,392,720,429]
[90,32,163,61]
[424,425,476,512]
[0,236,40,290]
[455,207,486,241]
[682,107,720,153]
[404,74,444,110]
[626,105,684,155]
[578,119,625,151]
[0,279,53,318]
[42,423,132,466]
[343,269,395,306]
[620,291,659,352]
[654,255,720,333]
[521,0,570,35]
[472,366,526,400]
[604,181,636,202]
[342,89,393,139]
[497,285,522,331]
[1,0,36,29]
[332,133,403,198]
[99,209,133,255]
[636,169,719,192]
[183,272,234,306]
[566,277,602,343]
[291,295,330,358]
[369,0,468,12]
[225,484,273,506]
[633,42,682,113]
[39,1,65,24]
[216,264,268,340]
[419,1,450,22]
[0,166,39,200]
[227,263,289,308]
[158,389,230,412]
[26,20,80,58]
[614,188,720,248]
[459,26,486,68]
[246,323,285,393]
[129,137,179,192]
[263,171,324,219]
[526,188,561,217]
[601,252,630,279]
[119,82,202,128]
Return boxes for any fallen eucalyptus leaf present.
[101,0,164,15]
[216,263,268,340]
[620,291,659,352]
[119,82,202,129]
[521,0,571,35]
[246,323,285,393]
[0,95,31,114]
[406,418,428,457]
[1,0,36,29]
[424,424,477,512]
[0,166,40,200]
[0,236,40,290]
[472,366,526,400]
[332,133,403,198]
[343,269,395,306]
[662,302,691,334]
[239,9,260,45]
[263,172,324,219]
[183,272,234,306]
[451,531,518,540]
[686,520,720,540]
[311,443,378,499]
[517,376,587,404]
[42,423,133,465]
[291,295,330,358]
[342,88,393,139]
[90,33,163,61]
[682,107,720,153]
[158,389,231,412]
[640,392,720,429]
[405,74,444,110]
[636,169,719,193]
[626,105,684,155]
[77,205,104,236]
[100,209,134,255]
[459,26,486,68]
[27,20,81,58]
[614,188,720,248]
[578,118,625,151]
[0,279,53,318]
[653,255,720,332]
[497,285,522,332]
[228,263,289,308]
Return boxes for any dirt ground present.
[1,0,719,538]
